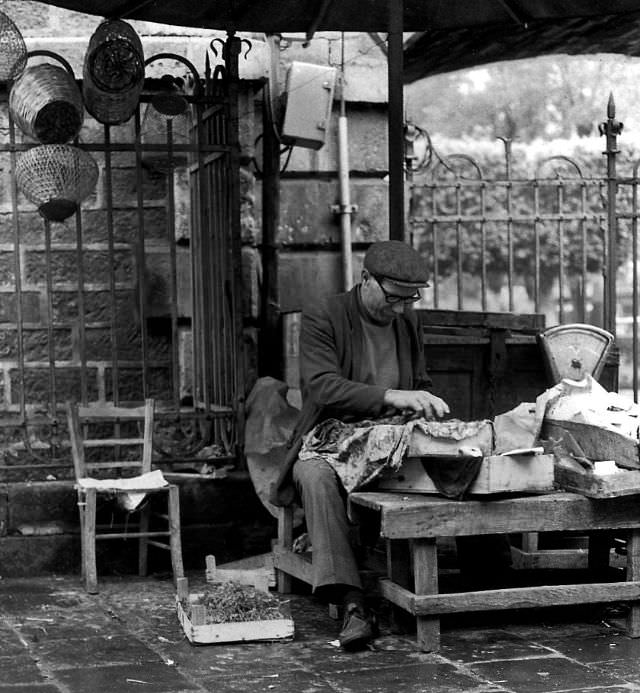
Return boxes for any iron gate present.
[0,35,244,480]
[407,96,640,399]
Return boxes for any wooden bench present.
[347,490,640,652]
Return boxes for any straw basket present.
[10,62,84,143]
[0,10,27,81]
[83,18,145,125]
[16,145,99,221]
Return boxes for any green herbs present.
[190,581,288,624]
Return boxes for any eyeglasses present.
[373,275,423,304]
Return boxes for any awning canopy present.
[36,0,640,38]
[404,9,640,82]
[32,0,640,242]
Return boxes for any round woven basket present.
[10,62,84,143]
[82,18,145,125]
[16,145,99,221]
[0,10,27,81]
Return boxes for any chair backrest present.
[66,399,155,480]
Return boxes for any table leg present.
[386,539,415,634]
[626,529,640,637]
[413,537,439,652]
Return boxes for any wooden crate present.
[543,419,640,471]
[377,453,555,495]
[555,457,640,498]
[176,556,294,644]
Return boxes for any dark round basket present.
[82,18,145,125]
[10,63,84,143]
[16,145,99,222]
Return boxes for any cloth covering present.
[299,415,489,493]
[76,469,167,511]
[419,456,483,500]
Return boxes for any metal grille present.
[0,42,243,479]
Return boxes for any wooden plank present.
[510,546,588,570]
[417,309,545,331]
[272,546,314,585]
[349,491,640,539]
[555,460,640,498]
[379,578,640,616]
[217,553,276,589]
[543,420,640,470]
[378,454,554,495]
[205,554,271,593]
[407,423,494,457]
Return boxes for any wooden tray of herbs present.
[176,556,294,644]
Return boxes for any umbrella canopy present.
[34,0,640,238]
[404,9,640,82]
[36,0,640,35]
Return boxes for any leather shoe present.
[338,602,378,651]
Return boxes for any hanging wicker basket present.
[16,145,99,221]
[0,10,27,81]
[9,58,84,143]
[82,18,145,125]
[142,75,192,172]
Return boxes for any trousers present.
[292,456,362,592]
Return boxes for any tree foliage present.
[406,55,640,141]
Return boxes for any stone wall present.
[0,1,391,574]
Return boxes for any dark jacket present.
[269,285,431,506]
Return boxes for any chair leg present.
[77,490,86,580]
[168,485,184,584]
[84,488,98,594]
[138,502,150,577]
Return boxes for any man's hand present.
[383,389,450,420]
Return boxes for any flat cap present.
[363,240,428,287]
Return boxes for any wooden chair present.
[66,399,184,593]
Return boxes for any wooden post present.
[413,538,440,652]
[260,38,283,378]
[276,506,293,593]
[386,538,415,634]
[627,529,640,636]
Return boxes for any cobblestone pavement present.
[1,573,640,693]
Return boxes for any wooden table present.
[348,491,640,652]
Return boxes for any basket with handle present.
[9,51,84,143]
[16,145,99,222]
[141,54,201,172]
[0,10,27,81]
[83,18,145,125]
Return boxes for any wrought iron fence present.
[408,97,640,400]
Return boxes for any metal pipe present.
[336,40,354,291]
[338,110,354,290]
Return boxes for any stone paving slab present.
[3,574,640,692]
